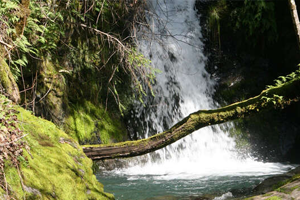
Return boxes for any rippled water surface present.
[96,163,294,200]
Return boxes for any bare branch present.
[80,24,128,51]
[0,40,13,49]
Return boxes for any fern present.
[232,0,277,46]
[266,67,300,90]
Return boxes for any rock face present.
[252,175,294,195]
[35,59,67,126]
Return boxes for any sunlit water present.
[97,165,293,200]
[96,0,295,199]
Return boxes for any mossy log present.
[83,77,300,160]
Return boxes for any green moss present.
[272,180,290,190]
[65,100,127,144]
[263,193,273,197]
[272,174,300,191]
[0,58,20,103]
[276,187,292,194]
[36,58,67,126]
[0,58,12,89]
[266,196,282,200]
[291,185,300,191]
[1,105,114,200]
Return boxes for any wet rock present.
[248,179,300,200]
[252,166,300,195]
[252,175,292,195]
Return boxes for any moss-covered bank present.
[32,58,128,145]
[65,100,127,145]
[0,99,114,200]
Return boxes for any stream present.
[96,0,295,199]
[97,165,292,200]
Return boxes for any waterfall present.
[114,0,292,179]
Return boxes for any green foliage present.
[231,0,277,47]
[276,187,293,194]
[261,94,283,105]
[1,0,155,115]
[266,67,300,89]
[207,0,227,49]
[128,49,160,102]
[0,1,19,29]
[260,67,300,106]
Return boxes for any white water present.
[115,0,294,179]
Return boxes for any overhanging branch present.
[82,76,300,160]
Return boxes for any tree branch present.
[0,40,13,49]
[82,75,300,160]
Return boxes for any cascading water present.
[97,1,295,199]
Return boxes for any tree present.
[83,71,300,160]
[289,0,300,49]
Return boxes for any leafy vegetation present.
[207,0,227,49]
[231,0,278,46]
[0,0,155,115]
[204,0,278,50]
[260,67,300,106]
[0,1,155,198]
[266,67,300,89]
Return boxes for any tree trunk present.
[83,75,300,160]
[289,0,300,49]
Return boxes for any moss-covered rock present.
[244,167,300,200]
[0,58,20,103]
[64,100,128,144]
[34,58,68,126]
[25,57,128,145]
[1,103,114,200]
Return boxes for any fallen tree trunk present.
[83,75,300,160]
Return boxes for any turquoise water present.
[96,172,276,200]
